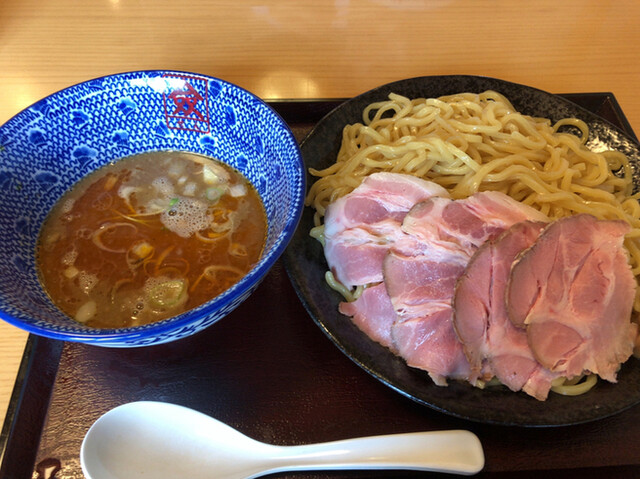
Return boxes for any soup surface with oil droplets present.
[37,151,267,328]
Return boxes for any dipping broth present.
[37,151,267,328]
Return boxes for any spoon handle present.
[264,429,484,476]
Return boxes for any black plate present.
[283,75,640,426]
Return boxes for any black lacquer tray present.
[2,88,640,479]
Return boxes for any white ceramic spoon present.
[80,401,484,479]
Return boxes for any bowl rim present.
[0,69,305,344]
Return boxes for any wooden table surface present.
[1,0,639,437]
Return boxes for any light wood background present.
[1,0,639,430]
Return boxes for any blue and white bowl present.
[0,71,304,347]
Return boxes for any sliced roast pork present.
[339,283,398,353]
[324,221,409,288]
[323,173,449,288]
[453,221,559,400]
[402,191,549,255]
[384,245,473,385]
[507,214,638,383]
[383,192,549,386]
[323,172,450,238]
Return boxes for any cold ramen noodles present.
[37,151,267,329]
[306,91,640,401]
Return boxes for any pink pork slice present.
[339,283,399,353]
[453,221,559,400]
[385,192,549,386]
[385,244,472,385]
[323,173,449,289]
[507,214,638,383]
[323,172,450,238]
[402,191,549,256]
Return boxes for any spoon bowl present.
[80,401,484,479]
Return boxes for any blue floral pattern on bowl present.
[0,70,305,347]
